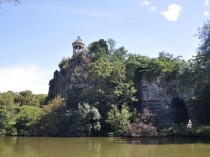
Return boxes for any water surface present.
[0,137,210,157]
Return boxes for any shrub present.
[128,108,158,137]
[106,105,131,136]
[15,106,43,135]
[129,121,158,137]
[161,124,210,137]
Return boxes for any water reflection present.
[0,137,210,157]
[116,137,210,145]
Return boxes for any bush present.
[129,121,158,137]
[15,106,43,135]
[59,57,70,70]
[161,124,210,137]
[106,105,131,136]
[128,108,158,137]
[194,125,210,137]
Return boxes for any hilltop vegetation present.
[1,21,210,137]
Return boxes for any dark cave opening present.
[171,97,189,125]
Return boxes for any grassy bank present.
[161,125,210,137]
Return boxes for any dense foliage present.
[162,124,210,137]
[0,91,46,135]
[1,22,210,137]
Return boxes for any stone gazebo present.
[72,36,85,56]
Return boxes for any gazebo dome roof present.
[72,36,85,47]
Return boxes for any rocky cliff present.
[48,52,90,99]
[140,76,197,127]
[49,64,197,127]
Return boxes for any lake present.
[0,137,210,157]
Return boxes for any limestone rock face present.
[140,77,191,127]
[48,52,90,99]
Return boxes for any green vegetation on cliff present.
[1,22,210,137]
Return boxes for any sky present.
[0,0,209,94]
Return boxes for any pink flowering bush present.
[128,108,158,137]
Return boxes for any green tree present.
[15,105,43,135]
[86,58,137,112]
[0,92,16,134]
[126,54,152,81]
[197,20,210,52]
[33,96,65,136]
[106,105,131,136]
[87,39,109,61]
[186,21,210,124]
[66,103,101,136]
[35,94,47,106]
[113,46,128,61]
[14,90,40,106]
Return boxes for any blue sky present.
[0,0,209,94]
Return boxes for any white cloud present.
[161,4,182,22]
[204,11,209,16]
[204,0,209,6]
[0,64,52,94]
[149,6,156,12]
[139,0,156,12]
[140,0,150,7]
